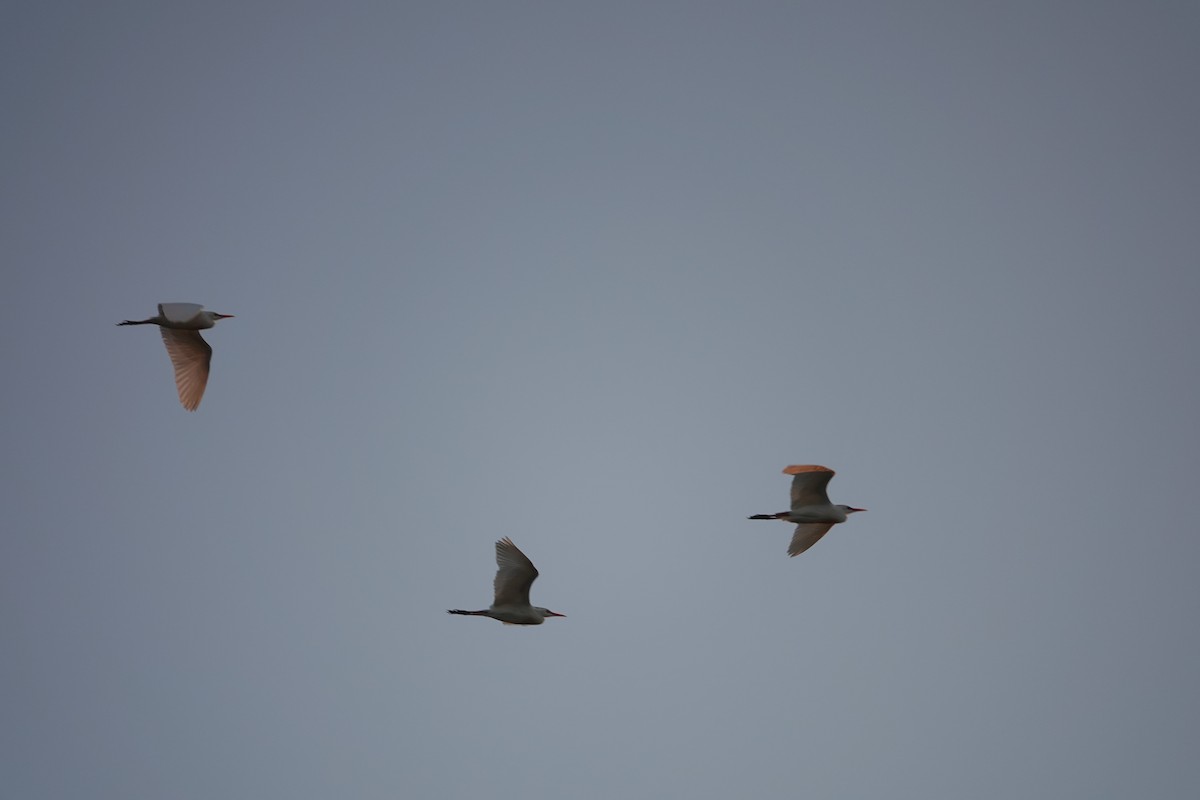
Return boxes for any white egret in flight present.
[118,302,234,411]
[749,465,866,556]
[449,538,565,625]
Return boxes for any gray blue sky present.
[3,2,1199,798]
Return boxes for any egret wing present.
[788,523,834,557]
[785,465,835,509]
[492,537,538,607]
[158,303,205,325]
[160,328,212,411]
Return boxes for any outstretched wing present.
[492,537,539,607]
[785,465,835,509]
[159,328,212,411]
[788,523,834,557]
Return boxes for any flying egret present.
[448,537,565,625]
[749,465,866,556]
[118,302,234,411]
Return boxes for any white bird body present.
[152,302,207,326]
[749,465,866,557]
[448,537,564,625]
[483,604,556,626]
[780,505,851,525]
[118,303,234,411]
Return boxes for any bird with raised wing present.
[448,537,565,625]
[118,303,234,411]
[749,465,866,556]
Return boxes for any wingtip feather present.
[783,464,834,475]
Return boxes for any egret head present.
[536,608,566,620]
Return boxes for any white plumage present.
[118,303,234,411]
[448,538,565,625]
[749,465,866,557]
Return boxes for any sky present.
[3,2,1199,798]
